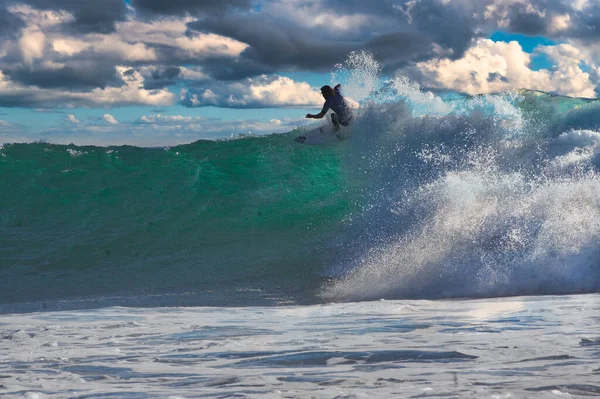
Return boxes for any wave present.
[322,78,600,302]
[0,134,355,307]
[2,55,600,308]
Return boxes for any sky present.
[1,0,600,146]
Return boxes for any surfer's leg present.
[330,113,341,131]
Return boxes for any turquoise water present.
[1,134,355,307]
[2,90,600,310]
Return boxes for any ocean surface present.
[1,295,599,398]
[2,67,600,397]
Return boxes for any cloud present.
[0,119,29,143]
[0,7,25,39]
[1,0,600,113]
[0,67,176,108]
[135,114,207,124]
[5,0,128,34]
[264,0,395,35]
[0,7,248,100]
[187,12,434,77]
[5,64,123,90]
[410,39,596,98]
[0,119,24,130]
[103,114,119,124]
[35,112,304,146]
[130,0,251,17]
[67,114,80,124]
[180,75,322,108]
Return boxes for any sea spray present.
[323,52,600,302]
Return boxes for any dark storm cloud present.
[404,0,480,59]
[365,31,435,73]
[188,14,355,70]
[507,9,548,36]
[0,7,24,38]
[0,92,68,108]
[194,57,271,81]
[141,66,182,89]
[64,1,127,34]
[130,0,251,16]
[187,13,434,78]
[5,65,122,91]
[4,0,127,33]
[564,3,600,43]
[183,0,522,79]
[501,1,571,37]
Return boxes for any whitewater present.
[1,53,600,397]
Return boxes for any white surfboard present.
[294,124,351,145]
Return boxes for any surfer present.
[306,84,354,130]
[295,84,353,143]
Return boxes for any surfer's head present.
[320,85,334,98]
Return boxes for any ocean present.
[1,77,600,397]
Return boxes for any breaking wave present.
[2,52,600,309]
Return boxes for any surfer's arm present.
[306,102,329,119]
[306,110,327,119]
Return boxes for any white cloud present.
[115,17,248,59]
[180,66,209,81]
[89,67,176,106]
[94,35,158,62]
[244,76,321,105]
[67,114,80,124]
[136,114,206,124]
[570,0,591,11]
[49,30,158,63]
[50,30,157,63]
[103,114,119,124]
[52,38,88,56]
[413,39,596,98]
[8,4,74,28]
[19,28,46,66]
[548,14,572,34]
[181,75,322,108]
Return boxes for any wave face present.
[2,58,600,307]
[1,134,355,307]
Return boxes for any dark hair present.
[320,85,334,97]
